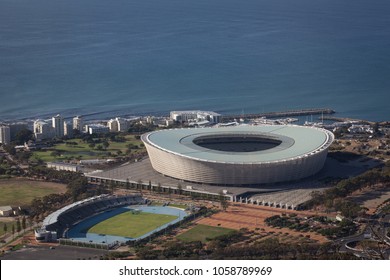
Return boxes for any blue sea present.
[1,0,390,122]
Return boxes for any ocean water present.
[0,0,390,121]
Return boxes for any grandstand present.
[35,194,145,242]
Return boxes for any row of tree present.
[304,164,390,217]
[1,216,30,238]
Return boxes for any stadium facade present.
[142,125,334,185]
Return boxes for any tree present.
[3,223,7,235]
[50,150,61,157]
[16,218,21,233]
[14,128,33,145]
[3,144,16,156]
[88,142,96,149]
[22,216,26,232]
[219,191,229,211]
[373,122,379,134]
[68,177,88,201]
[12,224,15,236]
[102,141,110,150]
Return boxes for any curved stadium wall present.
[142,125,334,185]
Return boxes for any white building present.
[64,121,73,137]
[52,114,64,138]
[117,117,129,132]
[348,125,374,134]
[107,117,129,132]
[47,162,82,172]
[0,206,13,217]
[107,119,119,132]
[0,125,11,145]
[34,120,55,141]
[86,124,110,135]
[73,116,84,132]
[170,110,221,124]
[142,125,334,185]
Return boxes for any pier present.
[222,108,335,121]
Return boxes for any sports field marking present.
[88,211,177,238]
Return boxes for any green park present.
[30,134,144,162]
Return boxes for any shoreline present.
[0,107,387,126]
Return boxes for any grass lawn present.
[168,204,188,210]
[31,135,144,162]
[0,221,14,236]
[0,178,67,206]
[88,211,177,238]
[177,224,236,243]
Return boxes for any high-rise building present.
[116,117,129,132]
[0,125,11,145]
[107,117,129,132]
[73,116,84,132]
[107,119,119,132]
[64,121,73,137]
[52,114,64,138]
[34,120,55,141]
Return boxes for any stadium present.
[142,125,334,185]
[35,194,189,248]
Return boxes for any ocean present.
[1,0,390,122]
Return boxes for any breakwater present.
[222,108,335,121]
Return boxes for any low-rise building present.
[0,206,13,216]
[170,110,221,124]
[85,124,110,135]
[47,162,83,172]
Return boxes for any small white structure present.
[47,162,82,172]
[0,206,13,217]
[35,229,58,242]
[170,110,221,124]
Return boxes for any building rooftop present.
[143,125,333,164]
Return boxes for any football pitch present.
[88,211,177,238]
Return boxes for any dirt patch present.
[197,203,329,243]
[350,184,390,214]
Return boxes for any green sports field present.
[0,179,66,206]
[177,224,236,242]
[88,211,177,238]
